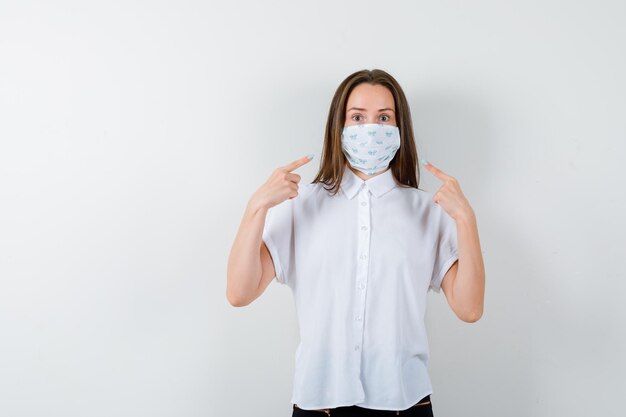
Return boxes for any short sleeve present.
[428,207,459,294]
[262,199,294,285]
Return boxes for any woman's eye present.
[380,115,390,122]
[352,115,363,121]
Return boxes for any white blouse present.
[262,164,459,411]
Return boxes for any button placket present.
[354,183,371,364]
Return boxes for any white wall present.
[1,1,624,416]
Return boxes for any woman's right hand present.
[250,155,314,211]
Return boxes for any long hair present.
[311,69,423,195]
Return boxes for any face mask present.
[341,123,401,175]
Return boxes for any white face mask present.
[341,123,401,175]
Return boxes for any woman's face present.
[344,83,397,127]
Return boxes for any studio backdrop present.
[0,1,624,416]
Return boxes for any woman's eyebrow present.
[347,107,395,112]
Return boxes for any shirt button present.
[358,282,366,290]
[360,201,367,206]
[359,254,367,260]
[354,345,360,351]
[356,315,362,321]
[361,226,368,231]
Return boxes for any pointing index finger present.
[423,160,452,181]
[282,154,314,172]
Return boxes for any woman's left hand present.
[422,160,474,222]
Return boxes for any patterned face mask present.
[341,123,401,175]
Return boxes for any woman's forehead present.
[346,83,394,110]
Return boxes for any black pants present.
[292,395,433,417]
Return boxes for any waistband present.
[293,394,431,415]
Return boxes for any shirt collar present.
[340,166,397,199]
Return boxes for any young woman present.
[227,69,485,417]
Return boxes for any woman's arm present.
[422,160,485,323]
[226,155,313,307]
[226,197,275,307]
[441,209,485,322]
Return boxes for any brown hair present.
[311,69,423,196]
